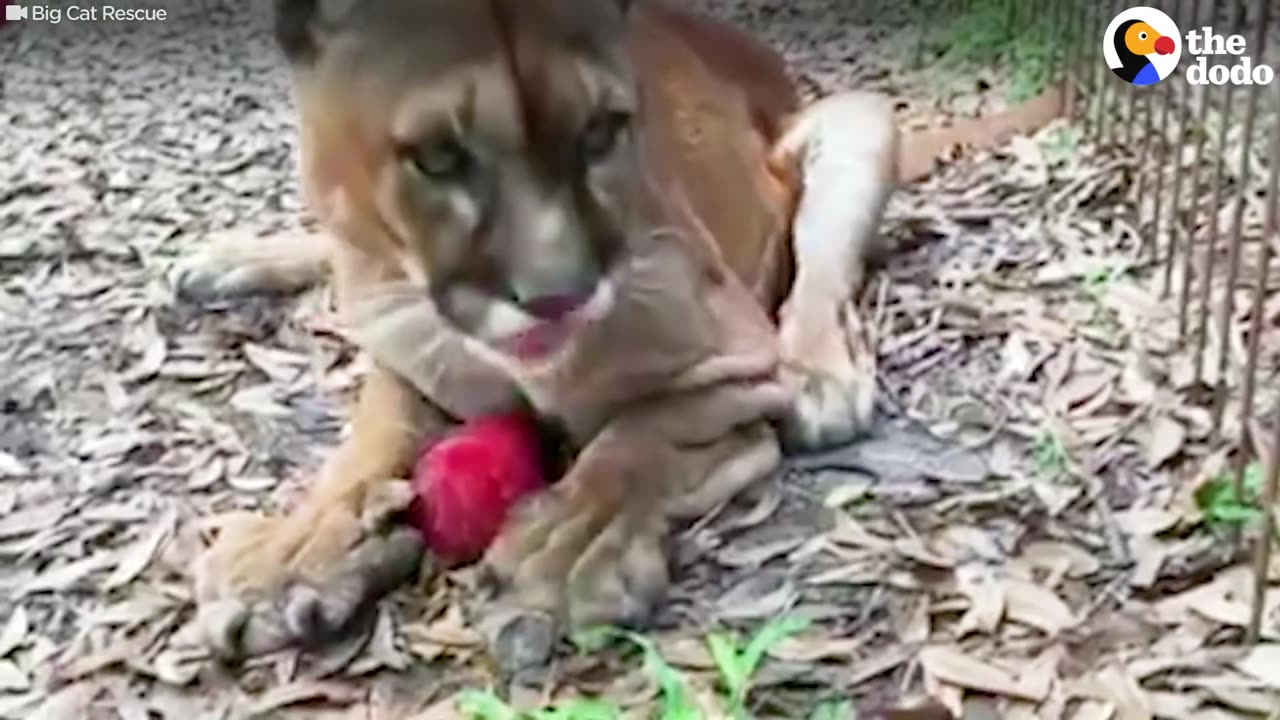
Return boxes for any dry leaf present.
[411,694,469,720]
[716,578,795,622]
[0,500,67,539]
[149,645,208,686]
[1069,700,1117,720]
[227,475,279,493]
[918,645,1047,702]
[104,510,175,589]
[1016,541,1101,581]
[824,480,873,508]
[0,660,30,692]
[0,607,30,658]
[717,537,806,568]
[1075,664,1152,720]
[828,515,894,552]
[1143,415,1186,468]
[1234,644,1280,689]
[230,384,292,418]
[24,682,96,720]
[955,565,1005,637]
[767,634,862,663]
[247,681,361,716]
[0,450,29,478]
[21,553,117,595]
[1004,579,1078,635]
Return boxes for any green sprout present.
[1196,461,1266,532]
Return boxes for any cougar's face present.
[288,0,644,362]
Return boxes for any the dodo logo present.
[1104,7,1181,86]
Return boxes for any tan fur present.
[183,0,1064,662]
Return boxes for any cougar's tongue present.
[523,294,587,321]
[508,294,589,359]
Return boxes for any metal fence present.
[1051,0,1279,643]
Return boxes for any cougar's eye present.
[581,111,630,162]
[411,139,472,181]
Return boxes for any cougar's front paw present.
[193,482,424,662]
[778,297,877,451]
[480,486,669,671]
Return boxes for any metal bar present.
[1176,0,1213,339]
[1085,1,1105,140]
[1096,0,1121,145]
[1164,0,1200,297]
[1212,0,1271,432]
[1191,17,1243,392]
[1068,0,1088,123]
[1156,0,1184,294]
[1251,423,1280,648]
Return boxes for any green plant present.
[1197,461,1266,532]
[1032,428,1069,479]
[574,626,703,720]
[461,617,820,720]
[706,616,812,720]
[809,699,856,720]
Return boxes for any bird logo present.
[1104,7,1182,86]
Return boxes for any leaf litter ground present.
[2,1,1280,718]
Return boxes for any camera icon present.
[5,4,28,21]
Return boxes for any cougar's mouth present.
[495,283,615,361]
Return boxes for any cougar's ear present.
[273,0,356,64]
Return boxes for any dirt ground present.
[3,1,1280,718]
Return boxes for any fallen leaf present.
[0,500,67,539]
[717,537,806,569]
[894,537,956,569]
[149,645,207,686]
[657,637,717,670]
[0,659,29,691]
[187,455,225,491]
[21,553,117,595]
[230,384,292,418]
[767,634,862,663]
[1070,699,1117,720]
[1235,644,1280,689]
[104,510,175,589]
[828,515,895,552]
[824,479,874,508]
[1016,541,1101,582]
[1004,579,1078,635]
[227,475,279,493]
[955,565,1005,637]
[0,607,30,658]
[0,451,29,478]
[247,681,361,716]
[918,645,1046,702]
[411,694,469,720]
[24,682,96,720]
[1143,415,1186,468]
[716,577,795,622]
[1075,664,1153,720]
